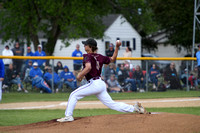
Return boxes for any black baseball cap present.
[82,38,97,47]
[5,45,9,49]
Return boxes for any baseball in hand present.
[116,40,121,47]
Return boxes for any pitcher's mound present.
[1,113,200,133]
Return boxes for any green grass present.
[1,90,200,126]
[0,107,200,126]
[1,90,200,103]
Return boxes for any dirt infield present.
[0,97,200,133]
[0,113,200,133]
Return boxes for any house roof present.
[102,14,120,30]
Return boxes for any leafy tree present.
[0,0,111,55]
[0,0,159,55]
[109,0,159,51]
[148,0,199,51]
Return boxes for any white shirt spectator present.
[2,45,14,65]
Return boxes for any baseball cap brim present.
[82,41,87,45]
[82,38,97,47]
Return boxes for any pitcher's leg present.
[65,81,98,116]
[96,88,135,113]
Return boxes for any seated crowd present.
[3,60,77,93]
[2,60,199,93]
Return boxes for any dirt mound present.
[0,113,200,133]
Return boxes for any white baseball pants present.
[65,78,135,116]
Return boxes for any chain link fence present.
[0,56,197,93]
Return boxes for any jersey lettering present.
[93,56,100,71]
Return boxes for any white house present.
[53,14,142,71]
[143,30,188,57]
[142,30,193,71]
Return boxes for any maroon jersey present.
[83,53,111,81]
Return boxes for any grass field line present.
[0,97,200,110]
[59,98,200,105]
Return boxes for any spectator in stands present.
[44,67,62,93]
[43,63,50,75]
[60,65,76,91]
[0,59,4,101]
[29,62,43,79]
[117,64,128,84]
[123,46,132,57]
[6,64,28,93]
[106,74,123,93]
[12,42,24,74]
[180,69,188,87]
[123,47,132,65]
[188,66,199,90]
[133,65,145,92]
[2,45,13,75]
[149,64,160,90]
[54,61,63,75]
[164,62,182,90]
[34,44,46,68]
[29,62,51,93]
[117,64,137,92]
[106,43,114,57]
[104,63,116,82]
[23,60,33,83]
[72,44,83,73]
[196,44,200,78]
[25,47,34,66]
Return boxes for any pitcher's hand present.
[116,40,121,47]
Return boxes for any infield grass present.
[1,90,200,103]
[0,107,200,126]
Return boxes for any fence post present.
[186,60,189,91]
[145,60,149,92]
[51,59,54,93]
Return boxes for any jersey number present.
[94,57,100,70]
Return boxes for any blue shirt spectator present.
[34,44,46,67]
[60,65,76,90]
[29,62,51,93]
[60,66,76,81]
[44,69,61,84]
[25,47,34,66]
[196,44,200,79]
[149,64,160,89]
[0,59,4,101]
[0,59,4,79]
[196,44,200,66]
[29,62,43,79]
[196,51,200,66]
[72,44,83,71]
[43,67,62,92]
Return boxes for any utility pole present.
[192,0,200,69]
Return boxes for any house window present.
[122,41,126,47]
[121,40,130,47]
[126,41,130,47]
[133,38,136,50]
